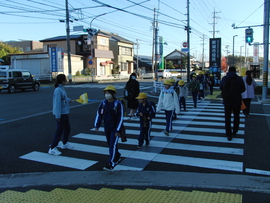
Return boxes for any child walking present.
[94,85,124,171]
[135,92,156,148]
[157,80,180,136]
[178,80,188,111]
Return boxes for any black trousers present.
[243,98,252,115]
[224,105,241,136]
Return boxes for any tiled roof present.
[40,35,82,42]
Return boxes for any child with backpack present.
[157,79,180,136]
[178,80,188,111]
[94,85,124,171]
[135,92,156,148]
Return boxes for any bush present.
[75,71,81,76]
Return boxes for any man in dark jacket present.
[220,66,245,141]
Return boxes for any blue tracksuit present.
[136,101,156,146]
[94,99,124,167]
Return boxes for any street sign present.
[89,60,93,65]
[73,26,84,32]
[89,56,93,60]
[182,42,188,47]
[181,48,189,52]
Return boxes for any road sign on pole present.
[182,42,188,47]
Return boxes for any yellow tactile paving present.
[0,187,243,203]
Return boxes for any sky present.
[0,0,265,61]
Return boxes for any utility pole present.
[262,0,269,100]
[224,45,230,66]
[151,8,156,78]
[201,34,205,70]
[136,39,140,74]
[187,0,190,82]
[65,0,72,83]
[209,8,220,38]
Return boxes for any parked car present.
[157,69,172,78]
[0,69,40,93]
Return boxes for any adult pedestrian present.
[48,74,73,156]
[178,80,188,111]
[94,85,124,171]
[125,73,140,117]
[157,79,180,136]
[207,74,215,95]
[241,70,257,117]
[220,66,245,141]
[189,74,200,108]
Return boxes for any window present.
[121,62,128,71]
[100,38,107,45]
[13,71,22,77]
[22,71,31,78]
[0,72,6,78]
[121,47,132,56]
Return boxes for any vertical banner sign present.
[209,38,222,84]
[57,47,63,72]
[49,47,64,72]
[49,47,57,72]
[253,42,259,65]
[159,36,164,69]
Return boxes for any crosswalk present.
[20,100,248,173]
[65,83,151,91]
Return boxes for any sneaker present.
[115,158,122,165]
[103,165,114,172]
[137,145,143,149]
[61,142,74,149]
[164,131,169,136]
[48,147,62,156]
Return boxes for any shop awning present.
[100,62,107,66]
[106,60,115,64]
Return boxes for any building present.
[40,31,134,76]
[134,55,153,74]
[99,31,134,75]
[4,40,43,52]
[164,49,195,69]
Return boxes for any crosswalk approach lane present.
[19,100,246,173]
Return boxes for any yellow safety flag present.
[75,93,88,104]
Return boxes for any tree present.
[0,42,22,64]
[166,61,174,69]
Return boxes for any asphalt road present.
[0,81,270,178]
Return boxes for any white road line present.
[177,134,244,144]
[245,168,270,176]
[19,151,97,170]
[73,133,243,155]
[153,154,243,172]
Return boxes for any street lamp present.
[240,45,244,68]
[233,35,238,66]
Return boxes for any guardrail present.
[35,73,155,83]
[153,80,164,93]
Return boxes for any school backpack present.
[148,101,156,118]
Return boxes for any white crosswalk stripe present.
[65,83,150,91]
[20,100,251,173]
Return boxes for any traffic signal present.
[245,28,253,44]
[83,28,98,36]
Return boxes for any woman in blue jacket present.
[48,74,73,156]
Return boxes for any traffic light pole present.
[262,0,269,100]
